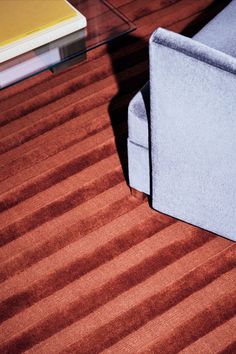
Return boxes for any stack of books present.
[0,0,87,87]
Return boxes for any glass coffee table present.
[0,0,135,89]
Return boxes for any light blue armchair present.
[128,1,236,241]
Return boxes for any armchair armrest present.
[149,28,236,241]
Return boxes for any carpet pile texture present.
[0,0,235,353]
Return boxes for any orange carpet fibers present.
[0,0,235,353]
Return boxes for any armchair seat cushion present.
[128,82,149,149]
[194,0,236,58]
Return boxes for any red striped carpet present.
[0,1,235,353]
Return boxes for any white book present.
[0,0,87,63]
[0,48,61,88]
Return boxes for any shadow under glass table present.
[0,0,136,89]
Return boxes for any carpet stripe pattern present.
[0,0,235,353]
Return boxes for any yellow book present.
[0,0,87,62]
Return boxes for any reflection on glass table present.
[0,0,135,89]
